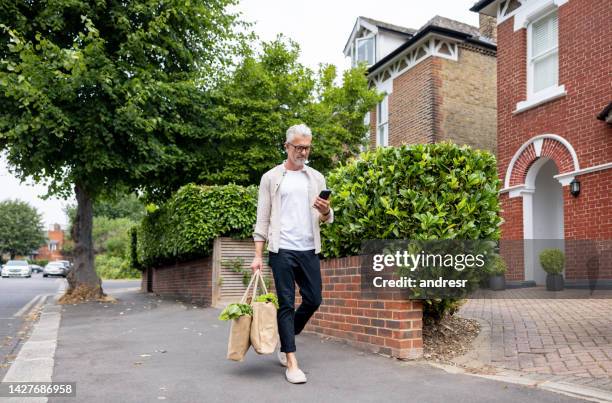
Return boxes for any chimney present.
[479,14,497,42]
[53,223,61,232]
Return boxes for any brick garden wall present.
[141,257,213,306]
[298,256,423,360]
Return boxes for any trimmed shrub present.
[321,143,502,321]
[135,184,258,267]
[487,254,507,276]
[95,254,141,279]
[539,249,565,274]
[322,143,501,256]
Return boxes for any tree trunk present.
[60,183,105,302]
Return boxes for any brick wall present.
[479,14,497,42]
[141,257,213,306]
[496,0,612,276]
[368,45,497,154]
[386,58,435,146]
[438,45,497,154]
[496,1,611,200]
[563,170,612,241]
[499,192,526,281]
[298,256,423,360]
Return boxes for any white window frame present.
[528,10,559,96]
[355,35,376,67]
[376,95,389,147]
[514,4,566,114]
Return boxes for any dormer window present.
[354,36,375,66]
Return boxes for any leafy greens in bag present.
[255,293,279,309]
[218,303,253,321]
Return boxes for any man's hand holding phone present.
[314,189,332,217]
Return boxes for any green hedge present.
[95,254,141,279]
[134,183,258,267]
[321,143,502,321]
[321,143,502,257]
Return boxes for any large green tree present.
[0,199,46,259]
[0,0,248,299]
[198,37,381,186]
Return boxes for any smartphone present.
[319,189,332,200]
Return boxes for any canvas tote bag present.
[249,270,279,355]
[226,273,257,362]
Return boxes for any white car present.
[56,260,72,273]
[1,260,32,278]
[43,262,67,278]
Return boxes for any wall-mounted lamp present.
[569,178,581,197]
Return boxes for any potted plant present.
[487,254,507,291]
[539,248,565,291]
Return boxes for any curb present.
[1,285,64,403]
[428,362,612,403]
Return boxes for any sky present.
[0,0,480,228]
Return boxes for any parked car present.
[1,260,32,278]
[30,264,43,273]
[43,262,67,278]
[56,260,72,272]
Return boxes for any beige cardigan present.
[252,162,334,253]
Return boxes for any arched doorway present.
[503,134,578,285]
[527,158,565,284]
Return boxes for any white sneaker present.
[285,367,307,384]
[276,344,287,367]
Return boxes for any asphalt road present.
[0,273,64,379]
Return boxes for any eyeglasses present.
[286,143,312,153]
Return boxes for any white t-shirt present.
[278,169,315,251]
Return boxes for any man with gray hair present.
[251,123,333,384]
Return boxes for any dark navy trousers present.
[268,249,322,353]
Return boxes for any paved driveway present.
[458,287,612,392]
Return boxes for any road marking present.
[12,295,43,318]
[107,287,141,293]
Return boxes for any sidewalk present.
[15,288,587,403]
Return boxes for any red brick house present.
[344,16,498,153]
[35,223,65,261]
[471,0,612,285]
